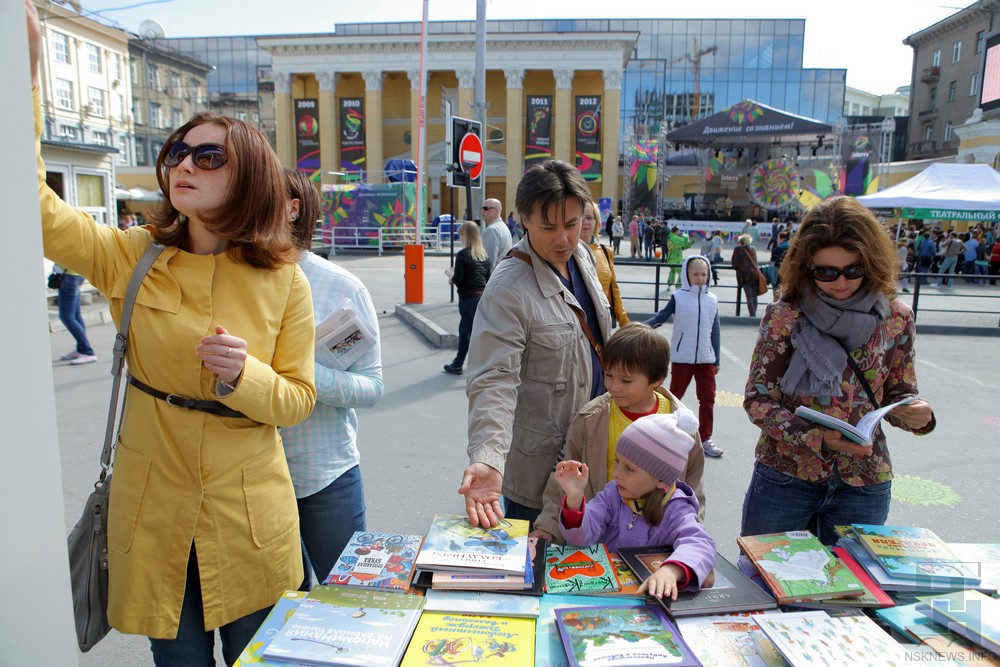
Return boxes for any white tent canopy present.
[856,163,1000,222]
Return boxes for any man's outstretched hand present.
[458,462,504,528]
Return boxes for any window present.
[117,138,129,164]
[132,100,142,125]
[932,49,941,67]
[85,43,101,74]
[110,54,121,81]
[76,172,106,208]
[948,80,957,102]
[252,112,259,124]
[51,31,70,64]
[189,78,201,103]
[944,121,954,142]
[147,63,159,89]
[88,87,104,116]
[971,73,979,96]
[171,108,183,128]
[113,94,125,121]
[59,125,79,141]
[235,110,248,121]
[150,102,162,129]
[92,131,108,146]
[862,105,871,115]
[977,30,985,54]
[929,87,937,108]
[953,40,962,63]
[170,71,181,96]
[55,78,74,110]
[136,141,146,165]
[924,125,934,142]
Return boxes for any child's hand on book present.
[554,460,588,509]
[638,562,685,600]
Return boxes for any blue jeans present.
[939,255,958,287]
[644,241,654,261]
[740,461,891,546]
[149,547,271,667]
[58,274,94,355]
[502,497,541,528]
[298,465,366,588]
[453,296,481,367]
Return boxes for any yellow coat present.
[34,88,316,637]
[588,241,630,326]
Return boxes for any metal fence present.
[315,226,454,256]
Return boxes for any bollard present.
[404,244,424,304]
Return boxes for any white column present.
[273,70,294,167]
[601,69,624,205]
[362,70,384,183]
[504,67,525,215]
[553,69,574,164]
[317,70,338,178]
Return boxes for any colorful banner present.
[628,139,658,218]
[575,95,602,181]
[319,182,424,247]
[295,98,320,179]
[843,131,874,196]
[339,97,366,175]
[749,158,800,209]
[525,95,552,171]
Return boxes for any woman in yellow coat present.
[26,6,316,664]
[582,201,630,327]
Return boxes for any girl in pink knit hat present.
[554,412,716,600]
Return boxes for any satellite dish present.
[138,19,166,39]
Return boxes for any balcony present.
[908,140,937,158]
[921,66,940,84]
[918,107,938,121]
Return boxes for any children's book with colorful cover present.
[674,611,788,667]
[322,531,425,592]
[261,585,424,666]
[399,612,535,666]
[736,531,865,605]
[619,547,779,616]
[423,589,541,618]
[427,537,544,595]
[851,524,981,584]
[544,544,622,595]
[754,610,914,667]
[607,552,642,596]
[917,590,1000,655]
[415,514,530,575]
[233,590,307,667]
[786,548,894,610]
[535,595,647,667]
[837,534,998,596]
[554,603,701,667]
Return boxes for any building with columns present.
[258,29,635,219]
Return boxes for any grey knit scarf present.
[780,284,890,398]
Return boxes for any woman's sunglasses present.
[810,262,866,282]
[163,141,228,170]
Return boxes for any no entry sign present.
[447,116,482,189]
[459,132,484,181]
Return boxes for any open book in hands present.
[794,396,918,446]
[314,297,377,371]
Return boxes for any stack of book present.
[411,514,544,594]
[836,524,997,600]
[876,591,1000,663]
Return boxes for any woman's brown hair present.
[285,168,321,252]
[147,112,296,270]
[778,196,898,303]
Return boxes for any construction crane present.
[670,37,717,121]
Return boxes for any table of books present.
[235,515,1000,667]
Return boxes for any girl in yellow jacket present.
[26,5,316,664]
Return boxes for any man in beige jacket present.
[459,160,612,528]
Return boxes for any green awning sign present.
[901,208,1000,222]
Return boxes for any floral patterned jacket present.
[744,298,935,486]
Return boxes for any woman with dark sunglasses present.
[740,196,935,546]
[26,5,315,664]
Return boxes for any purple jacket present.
[559,480,716,591]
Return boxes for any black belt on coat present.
[127,375,248,419]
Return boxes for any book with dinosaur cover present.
[323,531,425,592]
[399,612,535,666]
[554,603,701,667]
[415,514,530,576]
[619,547,778,616]
[543,544,622,595]
[736,531,865,605]
[851,524,982,585]
[261,586,424,666]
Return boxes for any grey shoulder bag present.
[68,242,162,652]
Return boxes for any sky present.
[74,0,967,94]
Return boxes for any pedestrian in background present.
[611,216,624,255]
[731,233,762,317]
[444,221,491,376]
[55,265,97,365]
